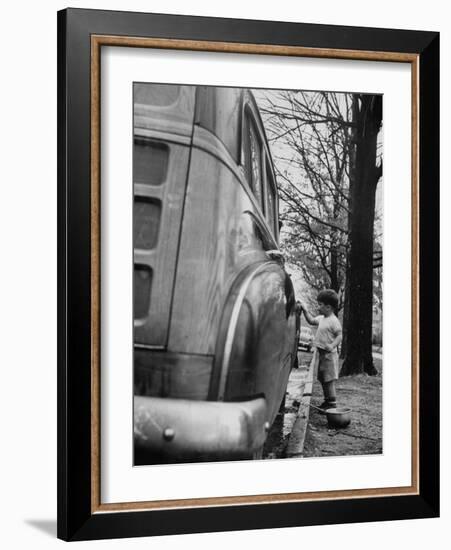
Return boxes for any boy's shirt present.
[313,314,342,351]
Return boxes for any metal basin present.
[325,407,352,429]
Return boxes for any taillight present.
[133,138,169,186]
[134,265,152,321]
[134,197,161,250]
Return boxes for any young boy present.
[300,289,342,410]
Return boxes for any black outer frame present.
[57,8,439,542]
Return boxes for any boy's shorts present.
[316,348,339,383]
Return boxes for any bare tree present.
[257,90,383,375]
[258,91,353,302]
[340,95,383,376]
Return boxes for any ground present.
[263,353,383,459]
[303,357,383,458]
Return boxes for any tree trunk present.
[340,252,350,359]
[340,99,357,362]
[330,245,339,292]
[341,96,382,376]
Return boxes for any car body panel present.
[133,84,297,462]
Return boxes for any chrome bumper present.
[134,395,268,461]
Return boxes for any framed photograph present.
[57,8,439,541]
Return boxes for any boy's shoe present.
[318,400,337,412]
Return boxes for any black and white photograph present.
[0,0,444,546]
[133,82,383,465]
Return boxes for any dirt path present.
[303,371,382,458]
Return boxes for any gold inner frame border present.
[90,34,420,514]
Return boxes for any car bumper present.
[134,395,268,462]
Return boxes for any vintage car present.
[133,83,298,463]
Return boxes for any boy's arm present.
[324,325,343,352]
[326,331,342,352]
[299,302,319,326]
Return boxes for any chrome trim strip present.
[134,249,157,264]
[134,343,165,351]
[134,127,192,146]
[133,184,165,199]
[217,262,270,401]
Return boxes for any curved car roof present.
[195,86,277,184]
